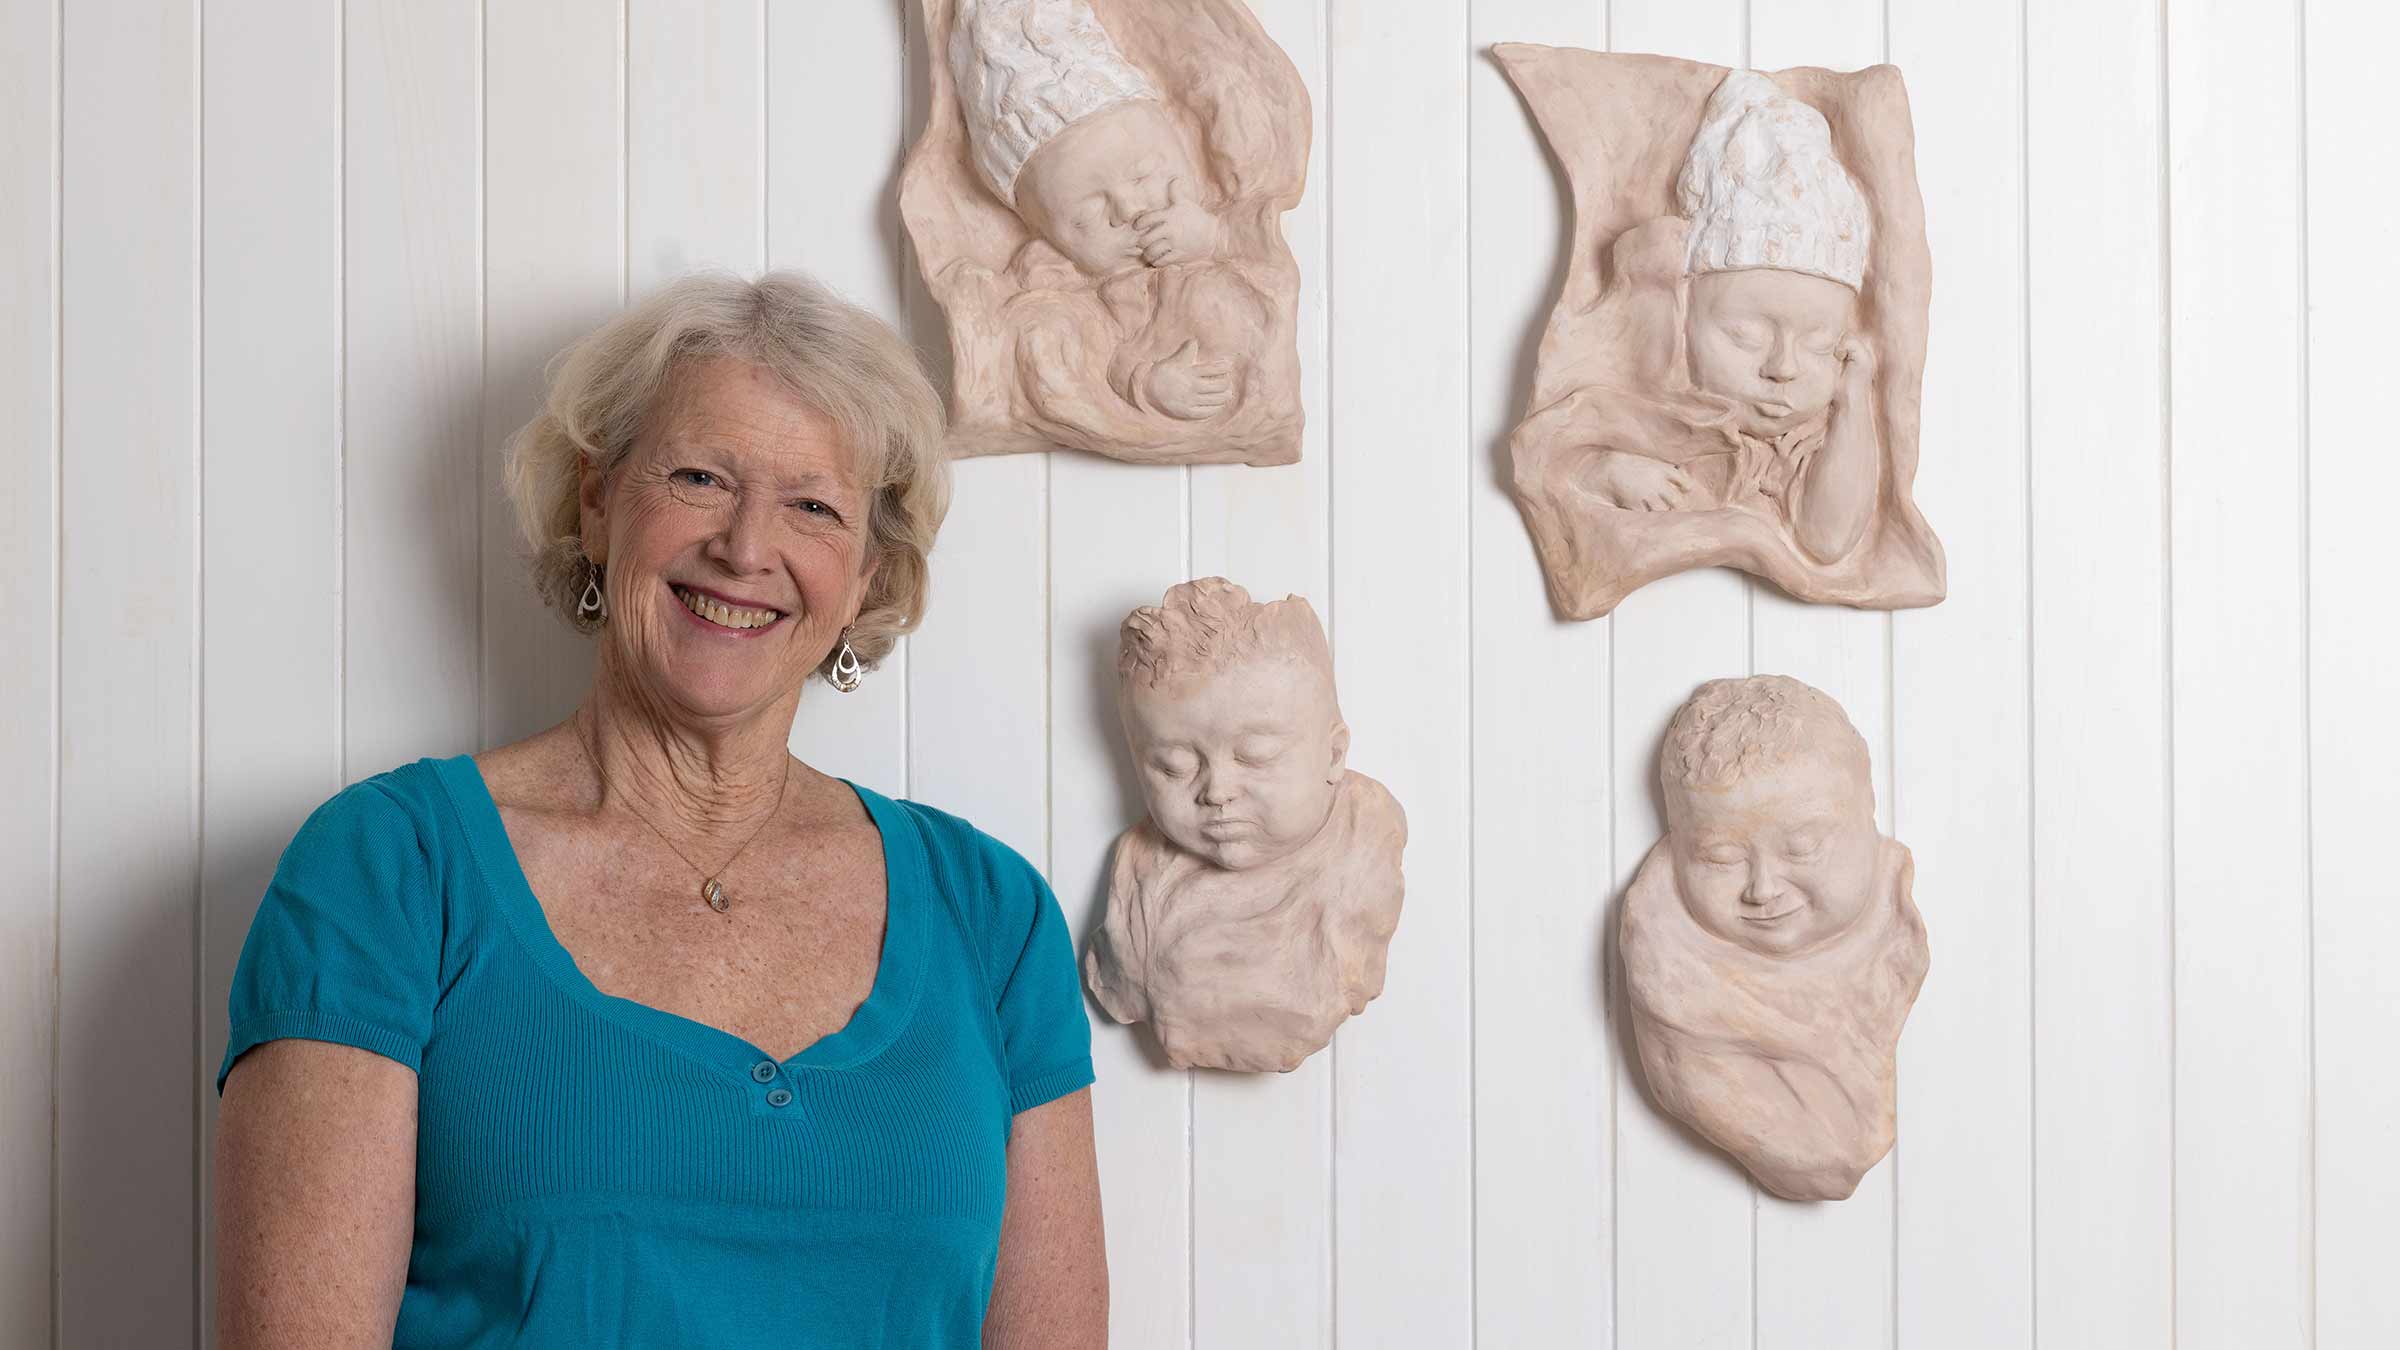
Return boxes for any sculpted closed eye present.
[1150,752,1198,779]
[1699,845,1745,866]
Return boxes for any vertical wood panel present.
[1468,2,1613,1347]
[58,0,198,1342]
[1185,1,1336,1342]
[1050,460,1191,1350]
[198,2,344,1342]
[1744,6,1898,1346]
[2026,0,2175,1343]
[344,0,483,775]
[2163,2,2312,1346]
[1887,0,2037,1345]
[2306,5,2400,1346]
[626,0,763,297]
[482,0,624,747]
[0,0,59,1343]
[1604,5,1758,1347]
[2304,0,2400,1335]
[1323,1,1475,1343]
[771,0,912,796]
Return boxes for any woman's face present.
[580,356,877,720]
[1665,746,1880,957]
[1121,658,1348,872]
[1685,267,1855,438]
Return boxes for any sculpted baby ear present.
[1326,719,1351,783]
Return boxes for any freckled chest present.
[492,791,890,1065]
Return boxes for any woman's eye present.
[671,468,722,489]
[788,499,836,519]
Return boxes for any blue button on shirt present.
[216,755,1095,1348]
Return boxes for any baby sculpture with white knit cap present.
[1493,46,1946,618]
[901,0,1311,465]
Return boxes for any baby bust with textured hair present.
[1659,674,1881,957]
[1085,578,1407,1073]
[1116,578,1345,872]
[1623,673,1928,1201]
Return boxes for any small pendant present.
[701,877,728,913]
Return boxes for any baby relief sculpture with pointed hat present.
[1084,579,1407,1073]
[901,0,1310,465]
[1493,46,1945,617]
[1622,676,1930,1201]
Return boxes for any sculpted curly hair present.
[1662,674,1870,794]
[1117,577,1333,693]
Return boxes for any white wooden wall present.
[4,1,2392,1346]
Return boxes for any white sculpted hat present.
[1675,69,1870,290]
[950,0,1161,207]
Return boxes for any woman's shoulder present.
[865,789,1048,898]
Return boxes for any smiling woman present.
[210,270,1108,1349]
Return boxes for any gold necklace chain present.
[572,717,790,914]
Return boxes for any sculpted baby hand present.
[1145,339,1235,420]
[1579,449,1695,512]
[1834,336,1877,407]
[1134,178,1222,268]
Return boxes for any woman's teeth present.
[673,585,780,630]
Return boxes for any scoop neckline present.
[427,752,928,1085]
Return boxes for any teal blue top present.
[216,754,1095,1348]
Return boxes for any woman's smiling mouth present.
[671,583,786,634]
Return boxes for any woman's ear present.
[577,453,609,564]
[1326,719,1351,784]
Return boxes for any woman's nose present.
[707,491,776,573]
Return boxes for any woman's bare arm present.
[983,1087,1108,1349]
[213,1038,418,1349]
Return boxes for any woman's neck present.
[574,645,802,838]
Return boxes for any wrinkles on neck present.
[578,640,803,843]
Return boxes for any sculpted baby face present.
[1685,268,1855,439]
[1121,658,1347,872]
[1665,744,1880,957]
[1015,100,1208,278]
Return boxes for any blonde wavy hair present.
[501,270,951,681]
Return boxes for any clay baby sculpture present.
[1084,579,1407,1072]
[902,0,1310,465]
[1493,46,1945,618]
[1621,675,1929,1201]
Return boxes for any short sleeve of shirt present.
[215,778,442,1096]
[907,805,1095,1117]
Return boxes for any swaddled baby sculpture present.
[1493,46,1945,617]
[1621,675,1929,1201]
[902,0,1309,465]
[1084,579,1407,1072]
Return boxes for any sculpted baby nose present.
[1761,335,1799,382]
[1743,858,1785,904]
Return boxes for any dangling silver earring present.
[577,563,606,622]
[830,626,863,693]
